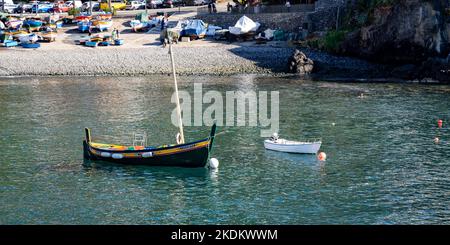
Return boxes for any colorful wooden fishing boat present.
[83,42,218,168]
[92,20,113,32]
[39,31,57,42]
[23,19,43,29]
[83,124,216,167]
[18,33,39,43]
[78,21,91,32]
[6,19,23,29]
[130,20,147,32]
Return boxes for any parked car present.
[66,0,83,9]
[126,0,145,10]
[185,0,207,6]
[81,1,100,12]
[53,1,72,13]
[162,0,184,8]
[147,0,163,9]
[100,0,127,11]
[13,2,34,13]
[0,4,18,13]
[31,3,54,13]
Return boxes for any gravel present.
[0,45,295,77]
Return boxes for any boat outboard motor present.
[270,133,279,142]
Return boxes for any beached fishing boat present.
[23,19,43,30]
[78,21,91,32]
[83,43,217,167]
[114,39,124,45]
[39,31,57,42]
[129,20,147,32]
[6,19,23,29]
[18,33,39,43]
[264,134,321,154]
[92,20,113,32]
[181,19,208,39]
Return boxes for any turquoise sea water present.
[0,75,449,224]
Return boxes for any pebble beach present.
[0,11,385,79]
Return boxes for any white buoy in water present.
[209,158,219,169]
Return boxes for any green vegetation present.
[304,30,348,53]
[321,30,348,53]
[68,8,81,16]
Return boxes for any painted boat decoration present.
[97,13,113,20]
[83,123,216,167]
[21,42,41,49]
[78,21,91,32]
[264,134,321,154]
[75,15,92,22]
[92,20,113,32]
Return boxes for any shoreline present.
[1,12,447,84]
[1,45,444,84]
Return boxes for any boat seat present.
[133,132,147,147]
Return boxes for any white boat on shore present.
[264,133,321,154]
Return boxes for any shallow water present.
[0,75,449,224]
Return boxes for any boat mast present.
[169,42,185,144]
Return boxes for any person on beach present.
[227,2,232,12]
[161,13,168,31]
[112,28,119,40]
[212,0,217,13]
[285,1,291,12]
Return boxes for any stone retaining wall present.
[198,12,309,32]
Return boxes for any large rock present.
[288,49,314,74]
[340,0,450,64]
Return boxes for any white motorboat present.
[264,133,321,154]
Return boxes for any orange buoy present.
[438,119,443,128]
[317,152,327,161]
[434,137,440,144]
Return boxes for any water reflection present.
[1,76,449,224]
